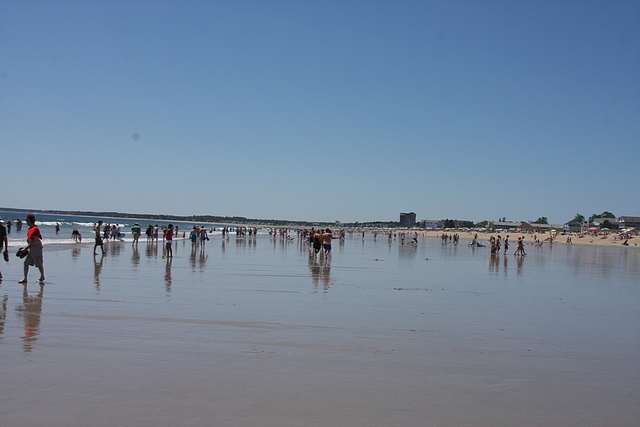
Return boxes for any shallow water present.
[0,232,638,426]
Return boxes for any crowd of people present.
[2,213,637,288]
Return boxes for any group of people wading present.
[306,228,338,258]
[488,234,526,256]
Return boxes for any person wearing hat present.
[19,214,45,284]
[0,220,8,280]
[131,222,142,245]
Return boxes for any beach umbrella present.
[602,228,609,230]
[550,229,557,232]
[588,227,597,231]
[627,227,635,231]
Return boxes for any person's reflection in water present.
[164,257,172,293]
[503,255,508,276]
[15,284,44,353]
[131,244,140,269]
[309,257,321,292]
[198,246,208,271]
[321,258,331,292]
[0,295,8,336]
[94,253,104,290]
[489,253,499,274]
[190,245,197,272]
[108,241,123,257]
[516,253,524,276]
[71,247,81,262]
[146,239,157,259]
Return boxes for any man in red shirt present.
[19,213,45,284]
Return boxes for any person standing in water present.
[0,220,8,280]
[94,220,105,255]
[131,222,142,245]
[322,228,334,256]
[165,224,174,258]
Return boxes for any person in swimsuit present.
[165,224,174,257]
[94,220,105,255]
[313,229,322,257]
[322,228,333,256]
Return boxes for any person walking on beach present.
[199,226,208,246]
[19,214,45,284]
[503,235,510,255]
[94,221,105,255]
[0,220,8,280]
[190,226,198,247]
[165,224,174,258]
[322,228,334,256]
[514,237,526,256]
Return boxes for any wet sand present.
[0,236,638,426]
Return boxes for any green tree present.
[571,214,585,223]
[534,217,548,224]
[590,211,616,221]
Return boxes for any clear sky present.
[1,0,638,224]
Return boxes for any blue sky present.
[1,0,638,224]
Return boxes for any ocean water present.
[0,211,638,426]
[0,210,249,247]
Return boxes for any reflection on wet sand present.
[131,245,140,269]
[164,257,172,293]
[71,246,81,262]
[146,241,158,259]
[94,253,104,289]
[0,294,7,336]
[190,246,208,272]
[15,284,44,353]
[515,253,524,275]
[309,256,331,292]
[489,253,499,273]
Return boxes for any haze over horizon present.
[1,1,638,224]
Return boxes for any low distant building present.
[488,221,522,230]
[490,221,556,231]
[619,216,640,229]
[591,217,620,229]
[399,212,416,228]
[454,220,474,228]
[419,219,439,229]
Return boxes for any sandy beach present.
[413,229,639,248]
[0,233,638,426]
